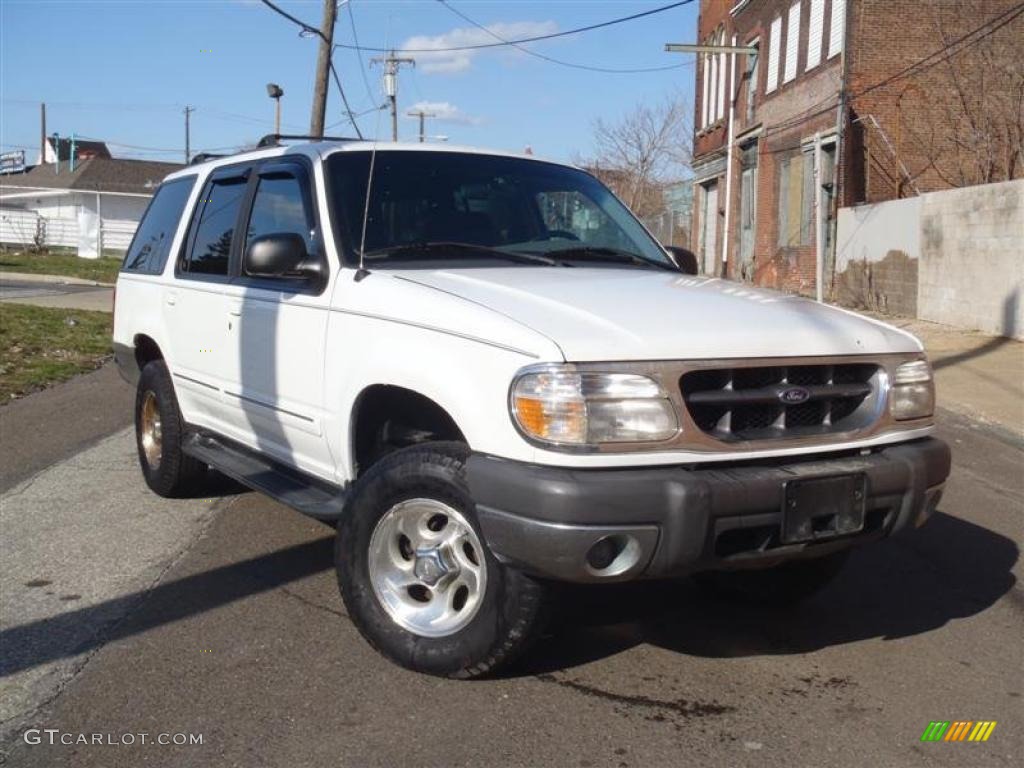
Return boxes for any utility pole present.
[183,106,195,164]
[407,109,436,143]
[40,102,46,165]
[372,51,415,141]
[310,0,337,138]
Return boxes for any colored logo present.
[920,721,997,742]
[778,386,811,405]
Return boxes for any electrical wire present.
[345,0,379,108]
[437,0,692,74]
[335,0,695,54]
[759,0,1024,143]
[257,0,365,137]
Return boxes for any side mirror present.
[245,233,320,280]
[664,245,699,276]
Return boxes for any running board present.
[183,431,346,521]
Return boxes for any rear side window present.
[121,177,196,274]
[182,176,248,276]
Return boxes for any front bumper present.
[467,438,950,583]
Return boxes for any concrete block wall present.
[918,179,1023,339]
[834,179,1023,339]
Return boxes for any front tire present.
[336,442,548,678]
[134,359,207,497]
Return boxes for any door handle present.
[166,291,177,306]
[228,308,242,317]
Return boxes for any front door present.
[700,181,718,276]
[220,160,333,481]
[739,165,757,281]
[165,167,250,436]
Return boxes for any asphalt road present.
[0,277,114,312]
[0,378,1021,766]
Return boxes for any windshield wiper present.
[363,241,556,266]
[544,246,673,270]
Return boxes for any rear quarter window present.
[121,176,197,275]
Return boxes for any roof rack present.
[188,152,228,166]
[257,134,360,148]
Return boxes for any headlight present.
[511,366,678,447]
[890,359,935,420]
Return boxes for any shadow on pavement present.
[2,508,1015,679]
[511,509,1018,676]
[0,536,334,678]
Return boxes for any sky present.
[0,0,698,165]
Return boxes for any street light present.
[266,83,284,135]
[665,41,756,281]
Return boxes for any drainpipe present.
[814,132,824,302]
[829,0,854,299]
[720,34,738,278]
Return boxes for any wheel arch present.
[349,384,467,478]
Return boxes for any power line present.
[335,0,696,54]
[345,0,378,108]
[761,0,1024,142]
[437,0,692,74]
[257,0,364,138]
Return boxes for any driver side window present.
[244,174,315,274]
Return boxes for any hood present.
[394,267,922,361]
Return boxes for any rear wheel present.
[134,359,207,497]
[336,442,548,678]
[693,550,850,605]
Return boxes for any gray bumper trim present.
[468,438,951,583]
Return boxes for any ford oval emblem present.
[779,386,811,405]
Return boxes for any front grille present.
[680,363,880,442]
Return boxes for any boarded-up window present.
[784,2,800,83]
[746,41,759,123]
[829,0,846,58]
[701,54,710,128]
[709,52,718,122]
[777,153,812,248]
[807,0,824,70]
[766,17,781,93]
[717,48,727,121]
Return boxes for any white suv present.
[113,137,950,678]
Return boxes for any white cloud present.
[406,101,480,126]
[400,20,558,74]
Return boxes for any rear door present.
[165,163,251,432]
[219,158,333,481]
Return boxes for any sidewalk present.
[0,273,113,313]
[869,312,1023,438]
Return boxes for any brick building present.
[689,0,1023,298]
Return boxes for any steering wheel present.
[535,230,580,242]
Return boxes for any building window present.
[766,17,781,93]
[784,2,800,84]
[807,0,824,70]
[745,40,759,124]
[829,0,846,58]
[777,152,812,248]
[717,32,727,121]
[701,52,710,128]
[709,48,718,123]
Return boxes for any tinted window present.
[121,177,195,274]
[183,177,247,275]
[245,174,314,256]
[325,151,670,268]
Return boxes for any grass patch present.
[0,248,122,284]
[0,304,112,402]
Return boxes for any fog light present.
[586,536,621,570]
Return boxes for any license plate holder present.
[782,473,866,544]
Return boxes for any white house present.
[0,144,181,259]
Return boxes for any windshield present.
[325,150,672,269]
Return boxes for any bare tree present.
[895,1,1023,189]
[578,95,692,219]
